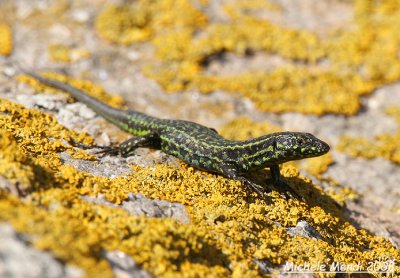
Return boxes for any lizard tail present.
[19,69,133,130]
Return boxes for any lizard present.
[20,70,330,198]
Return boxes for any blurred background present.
[0,0,399,277]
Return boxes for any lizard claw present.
[241,178,267,197]
[69,141,120,157]
[274,179,303,201]
[69,140,95,150]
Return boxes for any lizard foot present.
[69,141,120,157]
[94,146,120,157]
[273,179,303,201]
[69,140,95,150]
[240,178,267,197]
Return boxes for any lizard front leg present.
[269,165,301,199]
[97,132,161,157]
[219,163,265,196]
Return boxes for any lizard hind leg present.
[96,132,161,157]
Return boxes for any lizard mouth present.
[318,140,330,154]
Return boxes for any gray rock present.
[82,193,191,224]
[122,193,191,224]
[104,250,152,278]
[285,220,322,240]
[0,224,83,278]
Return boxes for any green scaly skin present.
[22,70,330,197]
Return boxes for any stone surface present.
[104,251,153,278]
[285,220,323,240]
[0,224,83,278]
[82,193,191,224]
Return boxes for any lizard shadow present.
[244,169,372,252]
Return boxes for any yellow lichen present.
[147,0,207,31]
[339,133,400,164]
[0,191,231,278]
[95,0,207,45]
[303,153,334,178]
[95,0,400,116]
[144,50,373,115]
[0,98,95,193]
[338,105,400,164]
[0,130,35,193]
[48,43,91,63]
[0,22,12,56]
[95,4,152,45]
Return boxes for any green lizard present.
[21,70,330,198]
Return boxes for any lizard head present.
[271,132,330,162]
[238,132,329,172]
[234,132,330,172]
